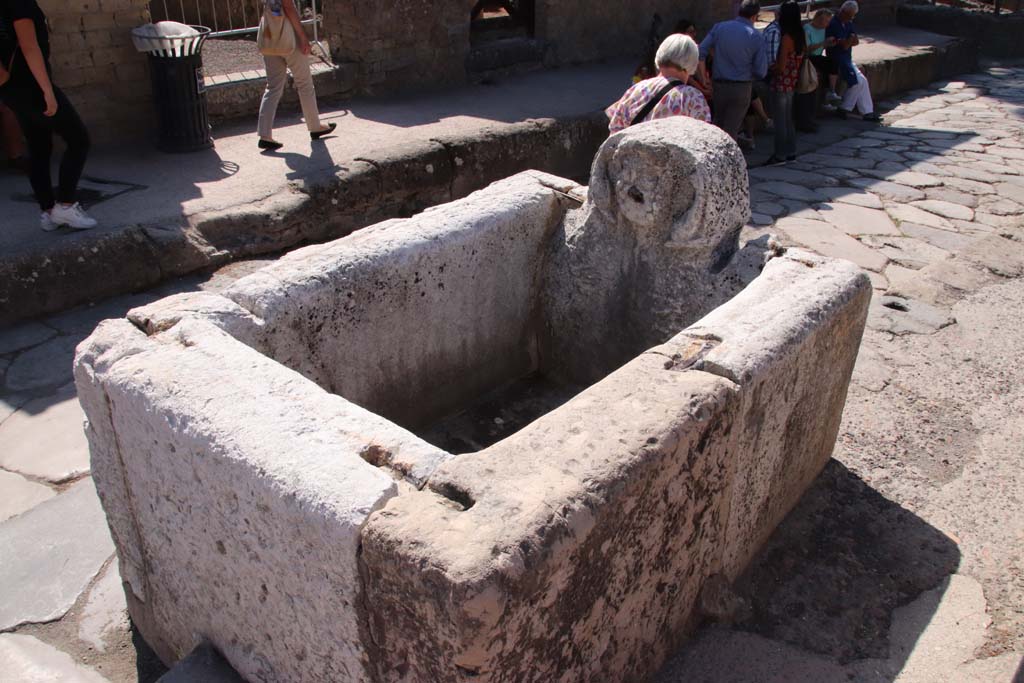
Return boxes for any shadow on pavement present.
[655,460,960,682]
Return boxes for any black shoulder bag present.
[628,79,683,127]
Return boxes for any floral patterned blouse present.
[606,76,712,134]
[771,48,803,93]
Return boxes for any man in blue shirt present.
[699,0,769,142]
[826,1,881,121]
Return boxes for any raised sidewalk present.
[0,26,975,327]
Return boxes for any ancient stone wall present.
[323,0,470,91]
[39,0,154,143]
[535,0,730,65]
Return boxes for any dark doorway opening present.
[470,0,537,43]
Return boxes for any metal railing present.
[150,1,323,40]
[761,0,834,18]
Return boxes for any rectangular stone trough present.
[75,118,871,683]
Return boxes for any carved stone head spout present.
[587,117,751,266]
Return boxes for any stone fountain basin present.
[75,118,871,683]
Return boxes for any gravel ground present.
[202,37,265,77]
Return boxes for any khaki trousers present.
[257,50,322,139]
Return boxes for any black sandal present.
[258,138,283,150]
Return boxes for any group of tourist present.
[607,0,881,165]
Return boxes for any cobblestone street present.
[2,64,1024,681]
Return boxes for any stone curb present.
[0,112,608,328]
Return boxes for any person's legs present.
[50,87,90,205]
[852,66,874,115]
[713,82,752,141]
[0,102,27,162]
[794,91,815,131]
[783,92,797,157]
[6,90,56,211]
[285,49,324,132]
[841,66,873,115]
[257,55,288,140]
[769,91,795,159]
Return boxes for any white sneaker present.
[40,211,59,232]
[50,202,97,230]
[826,90,842,104]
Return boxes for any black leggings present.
[3,85,90,211]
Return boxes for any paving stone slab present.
[801,153,876,170]
[0,469,55,523]
[754,201,785,217]
[851,345,893,392]
[994,183,1024,205]
[888,204,955,231]
[898,222,974,253]
[0,322,57,356]
[859,148,907,163]
[910,200,975,222]
[78,561,129,653]
[978,197,1024,217]
[861,235,951,270]
[0,385,90,483]
[942,176,996,196]
[4,335,81,393]
[905,161,953,178]
[775,219,888,272]
[814,167,863,180]
[750,212,773,226]
[847,178,926,202]
[923,187,979,209]
[868,296,955,336]
[866,170,943,188]
[751,181,827,204]
[924,257,1000,297]
[0,480,115,630]
[0,393,28,426]
[972,211,1021,230]
[814,202,900,236]
[884,263,947,305]
[942,164,1003,183]
[985,146,1024,161]
[817,187,883,209]
[747,167,838,188]
[959,235,1024,278]
[0,633,112,683]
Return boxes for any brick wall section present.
[39,0,154,143]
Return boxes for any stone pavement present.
[2,64,1024,683]
[0,26,973,326]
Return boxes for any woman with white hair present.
[826,0,881,121]
[607,33,711,134]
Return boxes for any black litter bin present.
[132,24,213,153]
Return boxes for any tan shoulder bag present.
[256,5,296,57]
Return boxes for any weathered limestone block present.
[544,117,752,385]
[76,117,869,683]
[222,172,575,429]
[655,249,872,578]
[360,251,870,683]
[361,357,742,683]
[75,317,407,682]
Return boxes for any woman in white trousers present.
[256,0,335,150]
